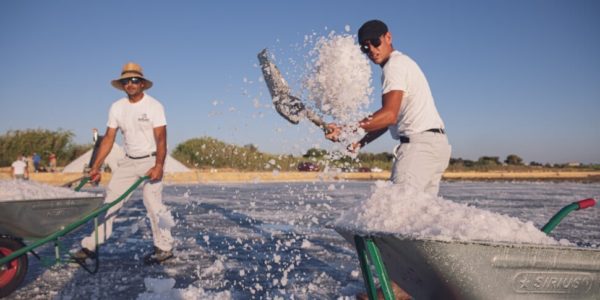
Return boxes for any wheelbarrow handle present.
[577,198,596,210]
[541,198,596,234]
[74,177,91,191]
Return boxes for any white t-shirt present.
[12,160,27,175]
[107,94,167,157]
[382,50,445,138]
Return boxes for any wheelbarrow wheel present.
[0,237,28,298]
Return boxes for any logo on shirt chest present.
[138,113,150,122]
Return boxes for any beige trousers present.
[81,156,174,251]
[391,131,451,196]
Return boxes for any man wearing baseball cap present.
[327,19,450,196]
[73,62,175,265]
[326,20,451,298]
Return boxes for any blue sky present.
[1,0,599,164]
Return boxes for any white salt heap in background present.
[303,31,373,152]
[336,181,568,245]
[0,180,98,201]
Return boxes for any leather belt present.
[400,128,445,143]
[126,152,156,159]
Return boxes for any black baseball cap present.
[358,20,388,44]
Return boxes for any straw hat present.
[111,62,153,91]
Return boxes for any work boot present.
[143,246,174,265]
[71,248,96,263]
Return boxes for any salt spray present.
[302,30,373,158]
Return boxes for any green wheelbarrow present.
[336,198,599,300]
[0,176,148,298]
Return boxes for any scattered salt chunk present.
[300,239,312,249]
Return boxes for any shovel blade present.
[257,49,306,124]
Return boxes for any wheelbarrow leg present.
[355,236,378,300]
[354,235,395,300]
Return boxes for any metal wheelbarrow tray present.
[0,196,104,239]
[336,228,600,299]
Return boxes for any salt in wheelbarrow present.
[336,198,599,300]
[0,176,148,298]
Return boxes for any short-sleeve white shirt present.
[11,160,27,175]
[107,93,166,157]
[382,50,444,138]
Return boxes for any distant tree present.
[449,158,461,165]
[172,136,301,171]
[505,154,524,165]
[303,148,327,159]
[0,129,78,167]
[476,156,501,166]
[529,161,543,167]
[244,144,258,152]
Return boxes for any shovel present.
[257,49,327,132]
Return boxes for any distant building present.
[566,162,581,167]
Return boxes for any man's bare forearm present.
[91,127,116,170]
[358,128,388,148]
[154,126,167,168]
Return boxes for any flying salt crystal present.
[211,100,219,106]
[344,25,351,32]
[304,32,372,124]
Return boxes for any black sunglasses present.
[360,38,382,54]
[119,77,143,85]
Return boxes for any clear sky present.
[1,0,599,164]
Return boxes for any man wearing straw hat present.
[73,62,175,265]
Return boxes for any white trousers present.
[390,131,451,196]
[81,157,174,251]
